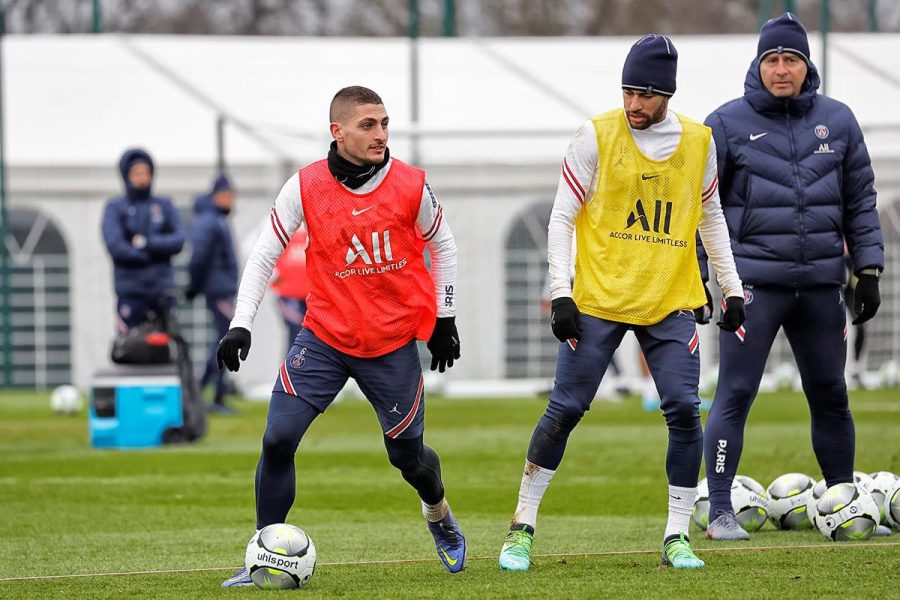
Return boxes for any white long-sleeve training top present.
[230,158,458,332]
[548,111,742,301]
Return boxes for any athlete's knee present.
[662,394,700,428]
[803,376,848,406]
[542,400,588,437]
[262,417,302,459]
[384,435,424,473]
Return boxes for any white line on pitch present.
[0,542,897,583]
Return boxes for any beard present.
[628,101,668,130]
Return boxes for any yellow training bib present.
[573,109,709,325]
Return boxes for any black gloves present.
[185,287,199,302]
[852,272,880,325]
[216,327,251,372]
[717,296,746,332]
[427,317,460,373]
[550,297,583,343]
[694,283,713,325]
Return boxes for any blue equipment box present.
[89,365,183,448]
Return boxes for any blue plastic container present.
[89,365,183,448]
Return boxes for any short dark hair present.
[329,86,384,123]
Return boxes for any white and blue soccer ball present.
[812,478,827,500]
[50,385,83,415]
[692,478,712,529]
[883,478,900,531]
[245,524,316,589]
[692,476,769,532]
[766,473,816,530]
[807,482,880,541]
[866,471,897,524]
[732,475,769,532]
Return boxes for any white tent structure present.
[5,33,900,391]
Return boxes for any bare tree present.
[1,0,896,35]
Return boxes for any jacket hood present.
[194,172,233,215]
[118,148,155,200]
[193,194,216,215]
[743,56,820,115]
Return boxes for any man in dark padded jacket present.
[699,12,884,540]
[102,148,185,333]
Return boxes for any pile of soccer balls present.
[693,471,900,541]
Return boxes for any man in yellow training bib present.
[499,34,745,572]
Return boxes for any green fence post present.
[0,4,11,387]
[92,0,103,33]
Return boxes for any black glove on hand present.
[717,296,746,332]
[694,283,713,325]
[216,327,251,372]
[550,297,583,343]
[427,317,460,373]
[852,273,880,325]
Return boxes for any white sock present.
[642,377,659,401]
[664,484,697,541]
[512,460,556,529]
[422,498,449,522]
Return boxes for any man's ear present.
[330,122,343,142]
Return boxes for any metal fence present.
[0,256,72,387]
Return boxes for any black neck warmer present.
[327,141,390,189]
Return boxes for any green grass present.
[0,388,898,598]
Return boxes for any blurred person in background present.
[102,148,185,332]
[499,34,744,573]
[700,13,884,541]
[187,173,239,414]
[215,86,465,586]
[271,229,310,353]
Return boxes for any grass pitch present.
[0,386,897,598]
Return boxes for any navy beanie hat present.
[622,34,678,97]
[212,173,232,194]
[758,12,810,63]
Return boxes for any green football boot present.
[499,524,534,571]
[662,533,705,569]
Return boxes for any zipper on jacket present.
[784,102,805,287]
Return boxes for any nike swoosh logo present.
[641,173,660,180]
[670,495,682,500]
[351,206,374,216]
[439,547,458,566]
[749,132,768,141]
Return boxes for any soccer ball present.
[50,385,83,415]
[883,478,900,531]
[732,475,769,532]
[812,478,827,500]
[692,478,712,529]
[807,482,880,541]
[245,524,316,589]
[862,471,896,523]
[766,473,816,530]
[692,476,769,532]
[692,478,713,529]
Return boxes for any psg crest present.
[814,124,829,139]
[290,350,307,369]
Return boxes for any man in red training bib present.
[217,86,464,586]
